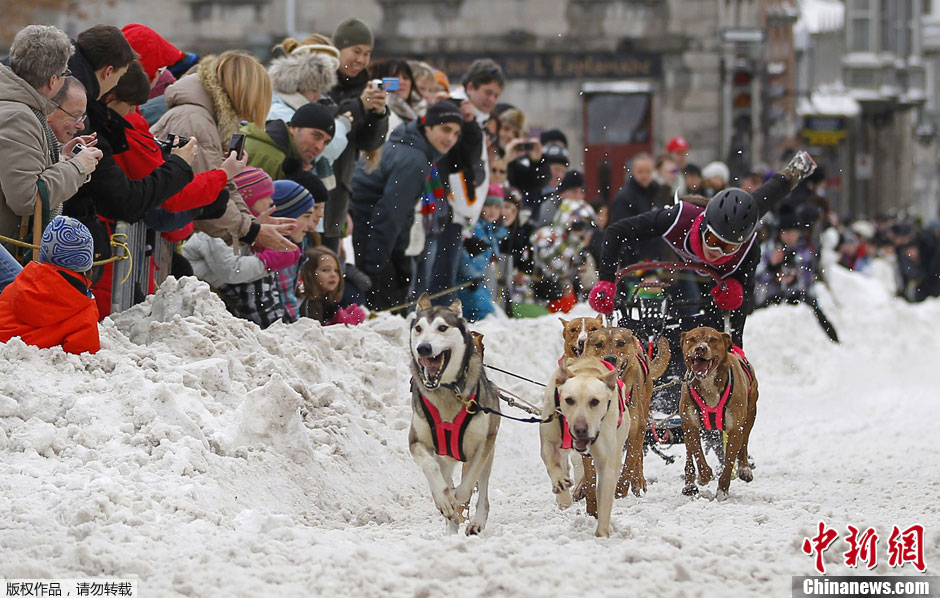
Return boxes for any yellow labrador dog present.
[539,356,624,537]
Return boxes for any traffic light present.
[727,61,755,179]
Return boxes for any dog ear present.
[470,331,485,357]
[558,317,569,329]
[680,330,688,346]
[721,332,733,353]
[556,359,571,386]
[448,298,463,315]
[603,365,620,390]
[417,293,432,311]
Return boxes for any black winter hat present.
[543,143,569,166]
[289,102,336,138]
[423,100,463,128]
[540,128,568,148]
[557,169,585,194]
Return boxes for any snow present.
[797,86,861,117]
[1,271,938,597]
[796,0,845,36]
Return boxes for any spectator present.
[46,76,88,145]
[63,25,194,270]
[181,169,288,329]
[0,216,100,354]
[0,25,101,272]
[324,17,390,251]
[349,100,462,310]
[153,50,296,252]
[242,101,334,185]
[369,58,426,136]
[665,135,691,194]
[267,178,329,322]
[683,163,704,195]
[701,160,730,197]
[457,184,507,321]
[539,169,585,229]
[654,151,680,201]
[298,245,365,325]
[530,201,596,313]
[266,35,348,189]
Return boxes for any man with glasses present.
[0,25,103,291]
[589,151,818,347]
[48,76,90,145]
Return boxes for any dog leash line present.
[483,364,546,388]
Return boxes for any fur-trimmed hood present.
[196,54,240,151]
[268,51,338,96]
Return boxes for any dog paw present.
[556,491,573,510]
[682,485,699,497]
[738,466,753,483]
[465,521,485,536]
[572,482,587,501]
[698,467,713,485]
[594,526,611,538]
[716,489,730,502]
[552,477,574,494]
[434,488,459,520]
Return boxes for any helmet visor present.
[703,225,743,256]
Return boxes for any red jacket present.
[0,262,100,354]
[114,111,228,214]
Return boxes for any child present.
[457,184,507,321]
[0,216,100,354]
[181,168,288,328]
[297,246,365,325]
[267,177,329,321]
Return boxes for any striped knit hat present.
[233,167,275,210]
[484,183,504,205]
[272,180,315,218]
[40,216,94,272]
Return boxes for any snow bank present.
[0,272,937,597]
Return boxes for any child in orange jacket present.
[0,216,100,354]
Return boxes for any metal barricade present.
[110,220,175,314]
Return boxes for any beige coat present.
[151,57,252,243]
[0,65,86,241]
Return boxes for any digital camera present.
[370,77,400,91]
[157,134,190,152]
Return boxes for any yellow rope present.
[0,231,132,283]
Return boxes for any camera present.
[71,143,87,157]
[370,77,400,91]
[157,134,190,152]
[519,141,535,151]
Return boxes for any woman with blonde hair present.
[153,50,295,251]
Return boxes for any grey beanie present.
[333,18,373,50]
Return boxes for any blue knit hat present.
[272,180,315,218]
[40,216,94,272]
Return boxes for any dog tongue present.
[419,356,443,378]
[691,357,711,377]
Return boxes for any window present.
[851,18,873,51]
[585,93,651,145]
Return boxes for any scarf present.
[422,164,445,233]
[29,107,59,222]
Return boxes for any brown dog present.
[679,326,759,497]
[559,317,604,359]
[582,328,671,502]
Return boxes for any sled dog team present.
[408,294,759,537]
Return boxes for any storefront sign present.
[801,116,848,146]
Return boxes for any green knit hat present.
[333,18,373,50]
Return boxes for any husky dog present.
[408,294,501,535]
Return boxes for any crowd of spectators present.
[0,18,938,356]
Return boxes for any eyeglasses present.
[702,226,743,256]
[59,67,72,78]
[53,101,86,125]
[491,168,507,174]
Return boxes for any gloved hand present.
[463,236,490,257]
[588,280,616,315]
[330,304,366,325]
[256,245,300,272]
[711,278,744,310]
[780,150,817,186]
[548,292,577,314]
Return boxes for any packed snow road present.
[0,271,937,597]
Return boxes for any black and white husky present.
[408,294,501,535]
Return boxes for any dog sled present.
[611,261,731,463]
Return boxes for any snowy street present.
[0,269,938,597]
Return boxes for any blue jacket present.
[350,121,443,273]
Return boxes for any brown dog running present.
[559,316,604,359]
[679,326,759,498]
[582,328,670,505]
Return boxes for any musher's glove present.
[780,151,817,187]
[588,280,616,315]
[711,278,743,311]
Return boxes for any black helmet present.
[703,188,758,243]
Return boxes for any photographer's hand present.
[62,133,97,158]
[171,138,199,165]
[360,86,387,114]
[69,146,103,175]
[220,150,248,180]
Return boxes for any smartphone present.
[229,133,246,160]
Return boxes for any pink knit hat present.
[484,183,504,205]
[233,167,275,210]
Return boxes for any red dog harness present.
[556,361,630,453]
[417,382,480,462]
[688,345,754,431]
